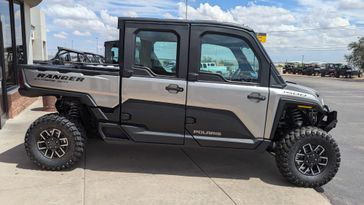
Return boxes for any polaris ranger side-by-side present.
[19,18,340,187]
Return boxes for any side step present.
[98,122,130,141]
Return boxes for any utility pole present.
[96,37,99,54]
[301,55,304,65]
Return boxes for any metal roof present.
[118,17,253,32]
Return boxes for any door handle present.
[247,92,266,101]
[165,84,184,94]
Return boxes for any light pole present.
[96,37,99,54]
[185,0,188,20]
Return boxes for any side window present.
[134,31,178,76]
[200,34,260,83]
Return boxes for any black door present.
[0,19,8,128]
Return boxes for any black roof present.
[118,17,253,32]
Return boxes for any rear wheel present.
[25,114,85,170]
[275,127,340,187]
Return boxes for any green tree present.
[345,37,364,70]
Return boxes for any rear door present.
[120,21,189,144]
[186,24,270,149]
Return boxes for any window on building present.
[1,0,14,88]
[0,1,26,89]
[200,34,260,83]
[134,31,178,76]
[14,2,24,61]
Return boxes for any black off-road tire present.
[275,126,340,187]
[24,113,86,170]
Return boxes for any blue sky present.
[39,0,364,63]
[189,0,300,10]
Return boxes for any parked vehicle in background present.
[282,63,295,74]
[34,47,105,65]
[200,62,229,77]
[302,63,321,76]
[335,65,362,78]
[320,63,342,77]
[292,63,308,74]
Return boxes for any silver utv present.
[19,18,340,187]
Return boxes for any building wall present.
[24,2,32,64]
[2,1,44,123]
[31,7,47,61]
[6,1,38,119]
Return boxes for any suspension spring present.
[67,102,80,118]
[290,108,303,127]
[55,99,81,119]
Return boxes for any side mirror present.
[111,51,115,58]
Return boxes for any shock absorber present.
[67,101,81,118]
[290,108,304,127]
[55,98,81,119]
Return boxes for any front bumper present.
[320,106,338,132]
[324,111,337,132]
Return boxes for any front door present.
[186,25,270,149]
[120,21,189,144]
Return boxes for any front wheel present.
[275,127,340,187]
[25,114,86,170]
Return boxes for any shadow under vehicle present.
[34,47,105,65]
[18,17,340,188]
